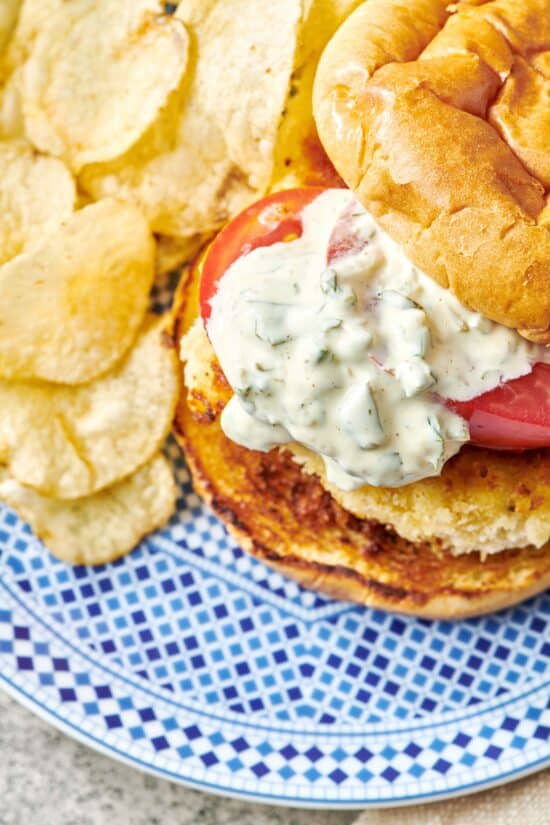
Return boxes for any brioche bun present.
[313,0,550,341]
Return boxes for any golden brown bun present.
[313,0,550,342]
[174,266,550,619]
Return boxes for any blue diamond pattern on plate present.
[0,444,548,804]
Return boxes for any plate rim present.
[1,674,548,811]
[1,566,548,810]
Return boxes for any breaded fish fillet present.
[174,265,550,618]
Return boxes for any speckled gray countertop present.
[0,691,358,825]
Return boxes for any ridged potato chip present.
[0,198,154,384]
[80,0,304,239]
[22,0,189,170]
[0,317,179,499]
[0,453,176,565]
[0,139,75,264]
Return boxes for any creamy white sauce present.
[207,189,549,490]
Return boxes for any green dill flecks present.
[254,320,292,347]
[235,386,255,414]
[246,298,294,308]
[481,368,502,382]
[413,327,431,358]
[343,287,357,306]
[320,268,338,294]
[371,451,402,482]
[338,381,384,450]
[250,374,272,395]
[251,300,293,347]
[446,416,470,442]
[296,399,325,427]
[395,359,435,397]
[427,415,443,443]
[380,289,416,310]
[314,347,331,364]
[426,417,445,470]
[322,317,343,332]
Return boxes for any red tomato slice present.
[200,187,326,321]
[199,186,550,451]
[447,363,550,449]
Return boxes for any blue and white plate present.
[0,434,548,809]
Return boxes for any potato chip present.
[155,233,206,278]
[80,0,305,239]
[2,0,61,73]
[0,1,19,63]
[21,0,189,170]
[0,317,179,499]
[271,0,364,190]
[0,198,154,384]
[0,67,24,137]
[0,453,176,565]
[0,139,75,264]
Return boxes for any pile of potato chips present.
[0,0,361,565]
[0,133,180,561]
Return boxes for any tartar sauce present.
[207,189,549,490]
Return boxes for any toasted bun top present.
[313,0,550,342]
